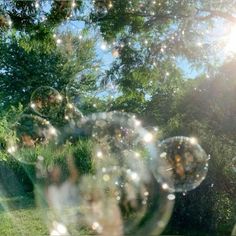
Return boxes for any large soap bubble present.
[35,112,174,236]
[30,86,64,118]
[152,136,209,192]
[7,114,58,164]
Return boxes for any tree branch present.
[196,9,236,22]
[142,9,236,28]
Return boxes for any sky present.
[53,1,236,83]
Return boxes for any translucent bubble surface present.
[152,136,209,192]
[30,86,63,118]
[35,112,174,236]
[7,114,58,164]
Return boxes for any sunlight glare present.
[226,25,236,54]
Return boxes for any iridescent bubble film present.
[152,136,209,192]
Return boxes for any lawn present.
[0,195,211,236]
[0,195,48,236]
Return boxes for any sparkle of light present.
[143,132,153,143]
[97,151,103,158]
[135,119,141,127]
[56,39,62,44]
[49,127,57,136]
[67,103,73,109]
[7,146,17,154]
[162,183,169,190]
[167,194,176,201]
[190,137,197,145]
[30,103,36,109]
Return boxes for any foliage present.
[150,60,236,235]
[0,31,97,111]
[0,1,236,235]
[0,0,82,32]
[34,139,94,175]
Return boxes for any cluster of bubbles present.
[6,86,210,235]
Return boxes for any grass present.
[0,196,184,236]
[0,195,212,236]
[0,195,48,236]
[0,208,48,236]
[0,194,97,236]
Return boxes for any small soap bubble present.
[152,136,209,192]
[30,86,64,118]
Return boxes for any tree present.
[96,0,236,82]
[149,59,236,235]
[0,30,97,110]
[0,1,236,235]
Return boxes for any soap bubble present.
[152,136,209,192]
[231,157,236,172]
[30,86,64,118]
[64,103,83,122]
[35,112,174,235]
[78,112,174,235]
[7,114,58,164]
